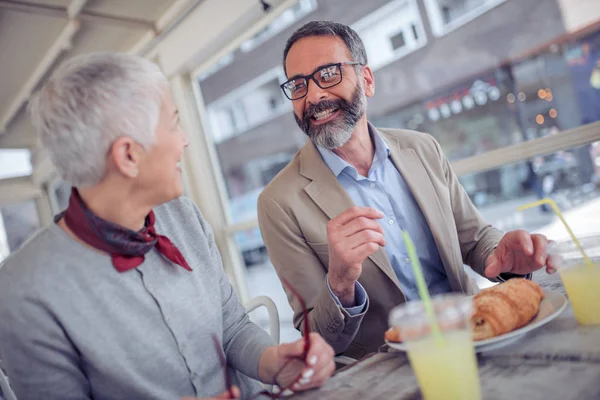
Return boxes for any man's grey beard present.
[294,83,367,150]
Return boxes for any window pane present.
[464,145,600,237]
[194,0,600,343]
[0,149,32,179]
[239,0,318,53]
[411,23,419,40]
[0,210,9,263]
[0,200,40,254]
[353,0,427,70]
[438,0,486,24]
[425,0,504,35]
[462,144,600,289]
[207,74,288,144]
[390,31,406,50]
[371,27,600,174]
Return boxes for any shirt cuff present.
[497,272,533,282]
[326,278,368,316]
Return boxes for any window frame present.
[239,0,318,53]
[204,66,290,143]
[423,0,507,37]
[351,0,428,71]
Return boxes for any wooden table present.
[292,272,600,399]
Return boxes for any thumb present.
[278,339,305,359]
[485,253,502,278]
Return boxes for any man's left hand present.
[485,230,556,278]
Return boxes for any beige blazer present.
[257,127,503,358]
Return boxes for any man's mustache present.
[303,99,342,121]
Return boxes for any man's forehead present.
[285,36,351,76]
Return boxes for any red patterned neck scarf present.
[58,188,192,273]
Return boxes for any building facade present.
[196,0,600,264]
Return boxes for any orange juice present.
[559,263,600,325]
[406,329,481,400]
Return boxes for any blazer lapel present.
[298,141,402,290]
[383,133,463,290]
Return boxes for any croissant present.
[471,279,544,341]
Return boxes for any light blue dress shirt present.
[319,128,451,312]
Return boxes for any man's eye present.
[320,67,338,80]
[289,81,306,92]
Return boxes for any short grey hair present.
[30,52,167,187]
[282,21,368,75]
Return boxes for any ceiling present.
[0,0,293,206]
[0,0,198,152]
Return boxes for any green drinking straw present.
[517,198,593,268]
[402,230,444,348]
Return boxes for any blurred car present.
[591,142,600,187]
[532,151,580,195]
[229,187,269,267]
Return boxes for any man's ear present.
[361,65,375,98]
[110,137,143,178]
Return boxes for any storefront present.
[372,69,524,205]
[372,25,600,206]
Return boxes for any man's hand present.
[485,230,557,278]
[181,386,240,399]
[326,206,385,306]
[259,333,335,392]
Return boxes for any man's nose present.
[305,79,328,105]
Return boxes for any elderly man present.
[257,21,555,359]
[0,52,335,400]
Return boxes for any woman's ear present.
[110,137,142,178]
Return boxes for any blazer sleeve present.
[257,192,368,355]
[430,137,504,277]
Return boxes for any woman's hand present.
[259,332,335,392]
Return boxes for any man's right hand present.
[326,206,385,307]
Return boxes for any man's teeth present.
[177,161,182,168]
[313,108,337,120]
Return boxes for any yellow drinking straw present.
[402,230,444,348]
[517,198,593,268]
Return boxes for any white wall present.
[557,0,600,32]
[0,149,32,180]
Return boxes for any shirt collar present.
[316,124,390,178]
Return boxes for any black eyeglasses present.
[280,62,362,100]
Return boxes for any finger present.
[351,241,382,261]
[531,234,549,267]
[513,230,534,255]
[484,253,502,278]
[292,334,334,391]
[278,339,306,359]
[546,254,558,274]
[293,359,335,391]
[304,333,334,364]
[347,229,386,250]
[332,207,383,227]
[341,216,384,238]
[312,359,335,387]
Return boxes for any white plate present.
[386,290,568,353]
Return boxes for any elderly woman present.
[0,52,335,400]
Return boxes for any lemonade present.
[406,329,481,400]
[390,294,481,400]
[559,263,600,325]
